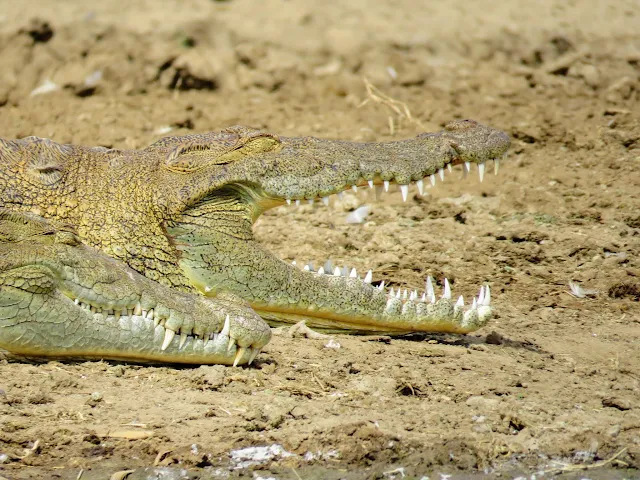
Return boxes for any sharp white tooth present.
[308,199,314,205]
[447,164,453,173]
[321,196,330,206]
[248,347,261,365]
[438,168,445,181]
[472,297,478,310]
[400,184,409,202]
[478,286,485,305]
[430,174,436,186]
[385,297,396,312]
[443,278,451,299]
[227,337,235,352]
[74,298,80,305]
[364,270,373,283]
[389,287,395,298]
[220,314,231,337]
[303,264,310,271]
[349,268,357,278]
[333,266,341,276]
[295,199,301,206]
[154,316,161,327]
[383,180,390,192]
[114,311,121,321]
[291,260,297,266]
[286,198,291,205]
[317,267,325,275]
[426,276,435,302]
[142,310,148,318]
[494,158,500,175]
[233,346,246,367]
[147,308,154,319]
[352,185,358,193]
[402,289,408,300]
[410,290,417,301]
[368,180,374,189]
[465,161,471,172]
[161,329,176,351]
[478,163,485,182]
[134,303,142,316]
[337,191,344,202]
[90,305,96,313]
[378,280,385,290]
[456,295,464,307]
[127,308,133,317]
[417,179,424,196]
[421,292,426,302]
[482,285,491,306]
[396,289,401,299]
[179,333,188,349]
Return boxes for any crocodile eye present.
[444,119,478,132]
[165,127,281,173]
[55,230,82,246]
[22,137,71,186]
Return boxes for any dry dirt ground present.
[1,1,639,479]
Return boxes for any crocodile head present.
[151,119,510,334]
[157,120,508,214]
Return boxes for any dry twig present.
[543,447,628,474]
[358,78,425,134]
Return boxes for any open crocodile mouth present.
[171,141,508,335]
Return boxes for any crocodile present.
[0,119,510,365]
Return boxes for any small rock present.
[345,205,370,224]
[465,396,500,410]
[324,338,341,349]
[199,365,226,390]
[485,331,504,345]
[607,424,621,438]
[602,396,633,411]
[86,391,103,407]
[568,62,601,88]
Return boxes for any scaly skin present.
[0,211,270,365]
[0,120,510,362]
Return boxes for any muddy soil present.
[0,1,639,479]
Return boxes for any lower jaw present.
[251,304,469,335]
[1,316,253,365]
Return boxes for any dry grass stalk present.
[358,78,425,134]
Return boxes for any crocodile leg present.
[0,212,271,365]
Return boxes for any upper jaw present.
[255,122,509,205]
[171,120,510,215]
